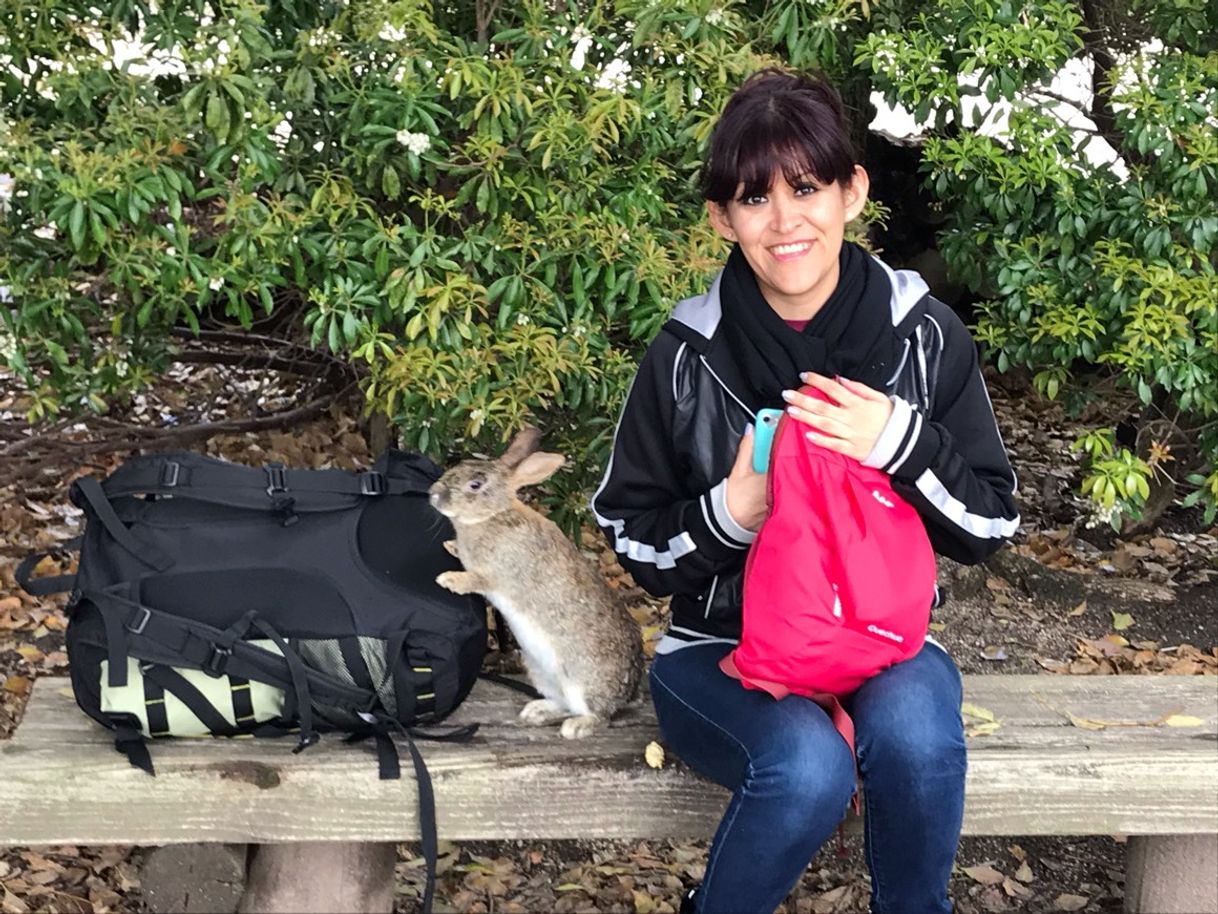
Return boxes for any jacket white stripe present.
[914,468,1021,539]
[888,410,924,475]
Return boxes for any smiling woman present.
[591,68,1021,914]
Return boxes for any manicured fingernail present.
[781,389,795,401]
[805,432,817,442]
[745,421,754,435]
[799,372,810,382]
[786,406,799,417]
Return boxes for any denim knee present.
[748,728,856,826]
[860,719,967,787]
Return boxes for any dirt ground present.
[1,361,1215,914]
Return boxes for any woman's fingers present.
[799,371,858,404]
[785,403,846,436]
[835,375,889,402]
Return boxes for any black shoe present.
[679,886,699,914]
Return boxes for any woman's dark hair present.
[700,69,858,204]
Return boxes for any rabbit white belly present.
[485,591,586,713]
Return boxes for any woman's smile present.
[769,241,814,260]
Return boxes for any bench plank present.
[1,675,1215,844]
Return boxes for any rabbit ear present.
[500,427,543,469]
[509,452,565,489]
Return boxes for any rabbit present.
[429,428,643,739]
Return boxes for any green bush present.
[858,0,1218,525]
[4,0,1215,528]
[2,0,894,527]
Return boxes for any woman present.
[591,69,1019,914]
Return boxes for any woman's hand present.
[725,424,768,531]
[782,372,894,461]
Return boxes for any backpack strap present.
[86,588,375,718]
[72,477,174,571]
[102,458,426,513]
[478,672,543,700]
[15,536,81,596]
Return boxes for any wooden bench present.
[2,675,1215,913]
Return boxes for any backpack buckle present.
[265,464,288,496]
[358,471,387,496]
[203,644,232,677]
[126,605,151,635]
[159,461,180,488]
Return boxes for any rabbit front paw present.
[442,539,459,558]
[519,698,566,726]
[560,715,603,739]
[435,570,482,595]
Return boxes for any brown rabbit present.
[429,429,643,738]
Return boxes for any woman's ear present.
[844,165,871,222]
[706,200,737,241]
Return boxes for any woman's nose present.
[768,197,800,234]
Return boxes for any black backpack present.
[18,447,490,911]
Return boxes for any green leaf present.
[382,164,401,200]
[68,201,86,250]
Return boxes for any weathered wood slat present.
[1,676,1214,845]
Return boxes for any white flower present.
[594,58,631,93]
[515,313,530,326]
[379,23,407,42]
[396,130,431,155]
[705,8,726,26]
[33,224,56,239]
[570,29,594,71]
[208,277,224,291]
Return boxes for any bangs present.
[732,133,837,203]
[700,70,858,204]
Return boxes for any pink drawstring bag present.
[720,385,937,751]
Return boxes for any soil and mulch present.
[0,359,1214,914]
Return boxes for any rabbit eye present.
[466,478,484,492]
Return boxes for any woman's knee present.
[749,726,857,819]
[860,717,967,786]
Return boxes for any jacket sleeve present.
[863,307,1020,564]
[590,334,755,598]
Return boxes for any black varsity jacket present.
[590,258,1021,644]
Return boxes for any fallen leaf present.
[1054,893,1089,911]
[644,741,665,769]
[1,888,30,914]
[1003,876,1032,897]
[1162,714,1204,728]
[928,621,946,632]
[3,675,31,696]
[632,889,655,913]
[980,645,1008,662]
[15,645,44,663]
[1014,861,1034,882]
[1068,600,1087,617]
[1112,611,1134,631]
[1008,844,1027,862]
[962,863,1005,885]
[1065,712,1108,730]
[961,702,996,722]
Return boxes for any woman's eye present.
[741,194,767,206]
[794,184,817,196]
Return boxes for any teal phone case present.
[752,408,783,474]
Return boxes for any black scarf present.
[718,241,903,409]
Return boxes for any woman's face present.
[707,165,869,319]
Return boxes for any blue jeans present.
[649,641,966,914]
